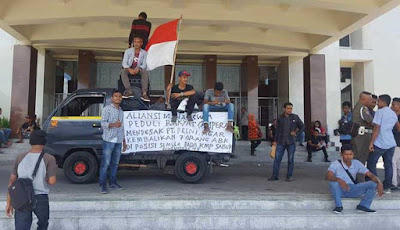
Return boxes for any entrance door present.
[258,98,278,139]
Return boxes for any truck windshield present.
[55,96,104,117]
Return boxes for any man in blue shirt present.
[326,144,384,214]
[367,94,399,193]
[391,98,400,189]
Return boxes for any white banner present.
[123,111,233,153]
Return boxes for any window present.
[57,96,104,117]
[339,35,351,47]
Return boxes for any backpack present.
[8,152,44,211]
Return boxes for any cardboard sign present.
[123,111,233,153]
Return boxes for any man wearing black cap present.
[167,70,197,122]
[6,130,57,230]
[16,115,39,144]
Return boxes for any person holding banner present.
[167,70,197,123]
[202,82,234,134]
[99,90,127,194]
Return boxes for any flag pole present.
[166,15,182,105]
[170,15,182,84]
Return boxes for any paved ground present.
[0,139,395,202]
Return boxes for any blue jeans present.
[272,143,296,178]
[329,181,377,208]
[99,141,122,186]
[0,128,11,143]
[296,131,305,145]
[203,103,234,123]
[15,194,49,230]
[367,146,395,189]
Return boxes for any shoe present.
[307,158,312,162]
[219,163,229,167]
[384,188,391,194]
[99,184,108,194]
[250,152,256,156]
[141,94,150,102]
[299,144,304,147]
[390,186,399,191]
[203,125,211,134]
[109,183,124,191]
[325,158,330,162]
[171,116,177,123]
[286,177,293,182]
[268,176,278,181]
[187,115,193,122]
[122,91,134,98]
[356,205,377,213]
[333,207,343,214]
[225,125,234,133]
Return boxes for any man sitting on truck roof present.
[202,82,234,134]
[167,70,197,123]
[121,35,150,102]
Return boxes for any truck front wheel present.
[63,151,98,184]
[174,152,207,183]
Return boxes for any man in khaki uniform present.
[352,92,374,166]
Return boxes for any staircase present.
[1,196,400,229]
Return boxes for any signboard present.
[123,111,233,153]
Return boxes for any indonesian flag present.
[145,19,180,71]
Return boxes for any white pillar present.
[318,42,341,137]
[35,48,46,126]
[278,56,304,121]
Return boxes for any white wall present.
[0,29,19,119]
[367,7,400,97]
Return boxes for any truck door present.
[46,94,105,153]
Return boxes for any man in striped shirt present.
[99,90,127,194]
[128,12,152,49]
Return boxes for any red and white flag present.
[145,19,180,71]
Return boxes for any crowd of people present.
[3,11,400,229]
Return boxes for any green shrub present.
[0,117,10,129]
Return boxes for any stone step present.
[1,197,399,212]
[1,209,399,229]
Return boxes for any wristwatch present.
[180,92,184,97]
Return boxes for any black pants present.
[241,125,248,140]
[251,140,261,153]
[15,194,49,230]
[340,140,352,145]
[170,96,196,117]
[307,145,328,160]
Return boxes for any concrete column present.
[78,50,97,89]
[10,45,38,135]
[303,54,327,136]
[202,55,217,90]
[241,56,259,118]
[278,57,304,120]
[352,61,375,103]
[35,49,56,125]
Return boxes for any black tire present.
[63,151,98,184]
[174,152,207,183]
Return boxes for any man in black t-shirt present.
[167,71,197,122]
[128,12,152,49]
[307,129,330,162]
[16,115,39,143]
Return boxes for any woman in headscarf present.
[248,114,261,156]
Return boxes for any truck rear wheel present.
[63,151,98,184]
[174,152,207,183]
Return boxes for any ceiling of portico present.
[1,0,399,62]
